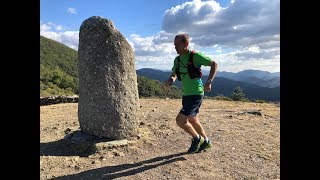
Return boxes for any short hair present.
[175,33,189,44]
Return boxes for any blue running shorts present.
[180,95,204,116]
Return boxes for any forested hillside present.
[40,36,79,96]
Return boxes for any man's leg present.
[176,112,205,153]
[176,112,198,138]
[188,115,207,139]
[188,115,212,152]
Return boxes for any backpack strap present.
[177,55,181,73]
[187,50,202,78]
[188,50,196,66]
[175,56,182,81]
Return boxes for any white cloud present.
[162,0,222,34]
[55,25,63,31]
[135,54,177,70]
[215,46,222,53]
[40,22,64,32]
[40,23,52,31]
[159,0,279,72]
[67,8,77,14]
[201,51,280,73]
[162,0,279,49]
[127,33,176,56]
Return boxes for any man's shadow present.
[52,151,188,179]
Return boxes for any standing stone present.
[78,16,139,140]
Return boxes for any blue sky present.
[40,0,280,73]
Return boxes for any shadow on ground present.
[51,152,188,179]
[40,131,114,157]
[40,139,97,157]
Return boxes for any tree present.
[231,86,246,101]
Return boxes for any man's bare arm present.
[206,60,218,83]
[164,72,177,86]
[204,60,218,92]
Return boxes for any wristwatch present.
[206,79,213,84]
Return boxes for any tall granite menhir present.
[78,16,139,139]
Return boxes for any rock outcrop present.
[78,16,139,139]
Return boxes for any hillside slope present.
[40,36,79,77]
[40,36,79,96]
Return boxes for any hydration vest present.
[175,50,203,81]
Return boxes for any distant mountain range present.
[214,70,280,88]
[137,68,280,88]
[158,69,280,88]
[136,68,280,102]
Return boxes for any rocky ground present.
[40,98,280,180]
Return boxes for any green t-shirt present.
[171,50,212,96]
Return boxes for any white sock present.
[205,137,209,142]
[195,134,200,139]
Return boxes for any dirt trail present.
[40,99,280,179]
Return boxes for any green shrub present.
[255,99,267,103]
[231,86,246,101]
[213,95,233,101]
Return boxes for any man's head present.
[174,34,189,55]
